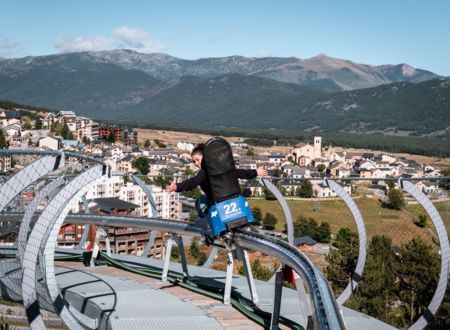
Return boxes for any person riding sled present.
[166,140,267,219]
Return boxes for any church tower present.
[314,136,322,159]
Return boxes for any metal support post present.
[294,272,313,327]
[242,249,258,303]
[162,235,174,282]
[224,251,234,305]
[174,234,189,278]
[270,269,284,330]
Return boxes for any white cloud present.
[112,26,148,46]
[257,50,274,57]
[0,35,21,57]
[53,26,167,54]
[112,26,167,53]
[54,36,112,53]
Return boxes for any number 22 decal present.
[224,202,238,214]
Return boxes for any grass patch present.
[249,196,439,245]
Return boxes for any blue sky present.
[1,0,449,75]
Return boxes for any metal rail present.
[2,212,344,329]
[234,230,345,330]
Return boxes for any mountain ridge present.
[0,50,440,91]
[0,50,448,138]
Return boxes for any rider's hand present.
[256,167,268,177]
[166,182,177,192]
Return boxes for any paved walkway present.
[56,261,262,330]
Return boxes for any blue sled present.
[208,196,255,237]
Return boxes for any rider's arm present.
[175,169,206,192]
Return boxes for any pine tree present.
[263,212,277,230]
[132,156,150,175]
[252,207,262,225]
[396,238,439,326]
[0,132,7,149]
[324,228,359,295]
[385,188,405,210]
[347,236,398,325]
[296,180,313,198]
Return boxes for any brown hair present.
[191,143,205,157]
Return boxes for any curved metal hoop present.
[17,177,65,263]
[325,179,367,305]
[131,175,159,258]
[0,155,64,212]
[399,180,450,330]
[258,178,294,244]
[44,166,105,329]
[22,166,105,329]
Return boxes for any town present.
[0,107,447,257]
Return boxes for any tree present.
[316,164,326,173]
[293,216,330,243]
[152,176,171,189]
[263,186,276,200]
[61,123,70,139]
[182,186,202,199]
[296,180,313,198]
[271,167,282,177]
[34,116,42,129]
[414,213,428,228]
[294,216,318,238]
[144,139,151,148]
[346,236,398,325]
[154,139,166,148]
[183,167,196,177]
[0,132,7,149]
[439,168,450,191]
[132,156,150,175]
[317,222,331,243]
[324,228,359,295]
[246,148,255,156]
[107,131,115,143]
[238,259,274,281]
[188,210,198,223]
[385,188,405,210]
[263,212,277,230]
[23,120,32,130]
[190,238,207,265]
[396,238,439,326]
[252,207,262,225]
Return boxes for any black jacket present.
[176,168,257,202]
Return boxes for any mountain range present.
[0,49,448,136]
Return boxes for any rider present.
[166,143,267,216]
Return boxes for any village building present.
[294,236,317,252]
[38,136,63,150]
[289,136,322,165]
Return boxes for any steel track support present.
[174,234,189,278]
[270,269,284,330]
[224,251,234,305]
[162,235,174,282]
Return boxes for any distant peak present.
[312,53,331,59]
[400,63,417,77]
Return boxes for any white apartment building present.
[77,117,99,142]
[176,141,195,152]
[84,175,181,219]
[0,155,12,171]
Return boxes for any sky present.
[1,0,449,75]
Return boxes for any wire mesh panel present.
[400,180,450,330]
[22,165,105,329]
[17,177,65,263]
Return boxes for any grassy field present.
[248,197,450,246]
